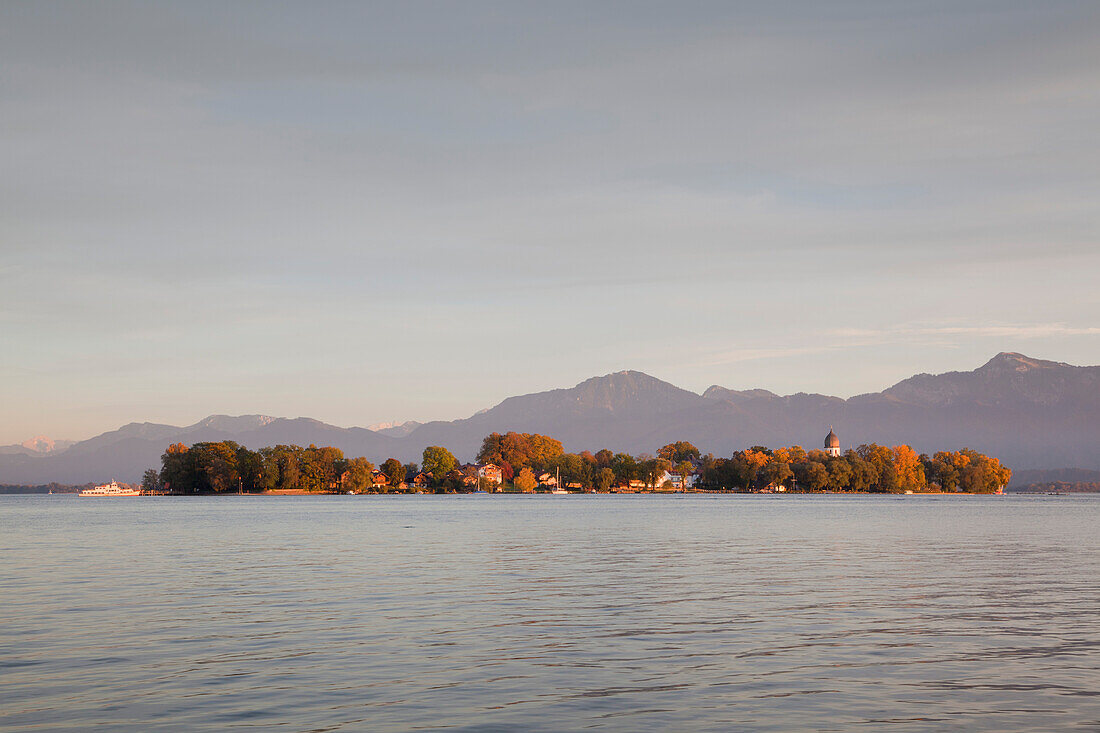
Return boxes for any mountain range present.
[0,435,76,456]
[2,352,1098,484]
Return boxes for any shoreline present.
[156,489,1001,497]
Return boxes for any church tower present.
[825,427,841,457]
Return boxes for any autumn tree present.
[858,444,900,493]
[658,441,700,465]
[892,445,926,492]
[514,467,538,493]
[381,458,406,489]
[740,449,771,489]
[526,433,564,472]
[957,449,1012,493]
[345,457,376,493]
[477,432,563,473]
[476,433,506,465]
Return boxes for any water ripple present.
[2,494,1099,731]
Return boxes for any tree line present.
[145,433,1011,494]
[149,441,475,494]
[698,445,1010,493]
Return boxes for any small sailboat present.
[550,467,568,494]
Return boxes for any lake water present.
[2,494,1099,731]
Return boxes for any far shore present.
[192,488,1001,497]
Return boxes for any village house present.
[477,463,503,485]
[659,471,699,490]
[458,463,482,488]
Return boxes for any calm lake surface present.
[3,494,1099,731]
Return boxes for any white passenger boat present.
[79,481,141,497]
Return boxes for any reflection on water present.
[2,494,1099,731]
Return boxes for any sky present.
[2,1,1099,444]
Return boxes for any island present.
[145,428,1011,495]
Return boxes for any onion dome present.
[825,427,840,449]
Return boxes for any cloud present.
[828,323,1100,339]
[691,346,841,368]
[2,2,1100,441]
[681,321,1100,374]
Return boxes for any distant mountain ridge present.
[0,435,77,456]
[367,421,422,437]
[2,352,1099,483]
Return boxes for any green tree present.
[858,444,900,493]
[845,453,877,493]
[610,453,637,487]
[758,460,793,488]
[235,446,266,492]
[264,445,302,490]
[422,446,458,482]
[826,457,852,491]
[639,456,672,489]
[160,442,195,493]
[552,453,587,488]
[190,441,240,492]
[595,467,615,492]
[674,460,695,490]
[141,468,160,493]
[793,461,830,491]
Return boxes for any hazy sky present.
[2,1,1099,443]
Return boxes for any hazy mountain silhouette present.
[0,416,399,485]
[2,353,1098,484]
[0,435,76,456]
[397,370,723,461]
